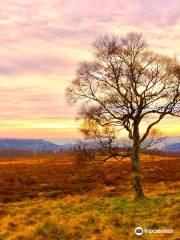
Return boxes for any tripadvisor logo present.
[135,227,143,235]
[135,227,174,236]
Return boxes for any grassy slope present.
[0,193,179,240]
[0,154,179,240]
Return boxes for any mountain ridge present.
[0,139,60,151]
[0,138,179,152]
[162,143,180,152]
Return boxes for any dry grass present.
[0,153,179,239]
[0,154,179,202]
[0,193,179,239]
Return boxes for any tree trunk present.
[131,138,145,200]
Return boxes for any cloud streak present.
[0,0,179,138]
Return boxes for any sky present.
[0,0,180,142]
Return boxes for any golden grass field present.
[0,153,179,239]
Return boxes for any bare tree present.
[66,32,180,200]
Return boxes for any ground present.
[0,153,179,239]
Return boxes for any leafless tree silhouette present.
[66,32,180,200]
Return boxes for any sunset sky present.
[0,0,180,142]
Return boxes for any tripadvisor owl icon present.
[135,227,143,235]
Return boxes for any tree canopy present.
[66,32,180,199]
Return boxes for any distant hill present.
[163,143,180,152]
[163,136,180,145]
[0,138,179,153]
[0,139,61,151]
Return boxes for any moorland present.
[0,150,179,240]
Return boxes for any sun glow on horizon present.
[0,118,178,140]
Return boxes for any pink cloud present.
[0,0,179,137]
[0,86,78,120]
